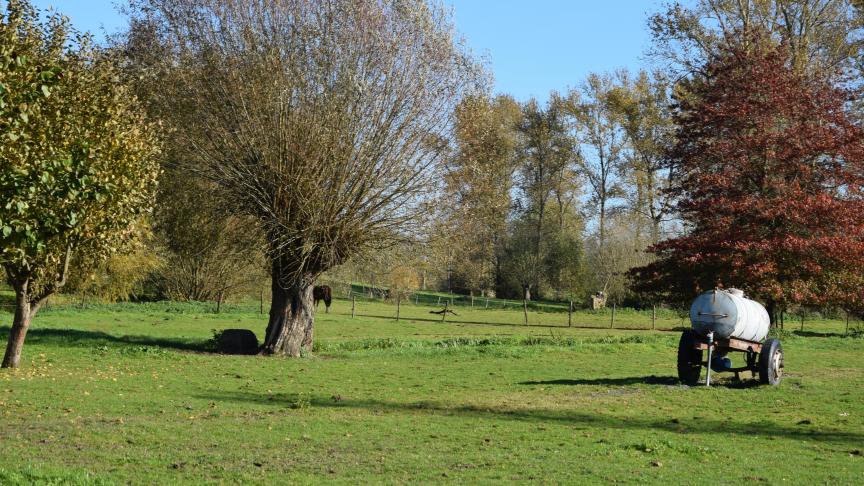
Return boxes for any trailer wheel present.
[759,338,783,385]
[677,330,703,385]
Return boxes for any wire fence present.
[1,284,861,335]
[332,288,863,335]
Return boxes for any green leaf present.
[19,111,28,123]
[41,85,51,97]
[1,226,11,238]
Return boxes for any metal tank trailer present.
[678,288,784,386]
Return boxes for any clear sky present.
[28,0,669,101]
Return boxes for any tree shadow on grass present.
[0,326,211,352]
[518,375,761,388]
[519,376,680,386]
[793,330,863,338]
[194,390,864,446]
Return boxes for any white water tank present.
[689,289,770,342]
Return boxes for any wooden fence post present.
[523,299,529,326]
[415,293,419,306]
[846,311,850,335]
[471,295,474,308]
[568,300,572,328]
[351,295,356,319]
[442,302,448,322]
[485,298,489,310]
[396,295,401,322]
[259,289,264,315]
[652,305,656,330]
[610,303,616,329]
[800,314,804,332]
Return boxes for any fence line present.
[1,288,860,335]
[331,289,862,334]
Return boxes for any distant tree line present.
[399,0,864,307]
[111,0,864,309]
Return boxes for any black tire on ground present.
[759,338,783,385]
[677,330,703,385]
[218,329,259,355]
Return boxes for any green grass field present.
[1,298,863,484]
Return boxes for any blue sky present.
[29,0,668,101]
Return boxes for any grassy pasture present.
[0,298,862,484]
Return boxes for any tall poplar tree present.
[516,95,577,299]
[444,94,520,296]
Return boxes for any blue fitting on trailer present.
[711,355,733,373]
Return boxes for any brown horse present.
[313,285,332,313]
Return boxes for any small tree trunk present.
[261,269,315,358]
[766,300,777,328]
[2,281,33,369]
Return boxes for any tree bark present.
[2,281,33,369]
[261,266,315,357]
[766,300,777,328]
[2,248,68,368]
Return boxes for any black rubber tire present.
[677,330,703,385]
[759,338,783,385]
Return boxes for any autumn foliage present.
[630,33,864,317]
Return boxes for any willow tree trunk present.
[261,268,315,357]
[2,281,33,369]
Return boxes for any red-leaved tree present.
[630,32,864,322]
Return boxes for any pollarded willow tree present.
[125,0,481,356]
[0,1,161,368]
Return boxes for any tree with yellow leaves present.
[0,1,161,368]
